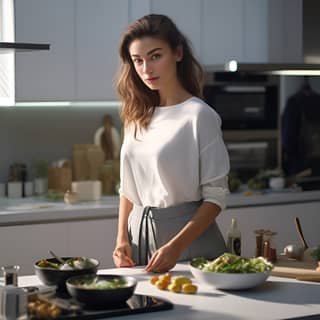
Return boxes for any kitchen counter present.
[1,189,320,226]
[16,263,320,320]
[1,190,320,275]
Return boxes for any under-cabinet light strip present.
[13,101,121,107]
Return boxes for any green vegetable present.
[311,245,320,261]
[192,253,273,273]
[191,257,208,269]
[37,257,95,270]
[228,173,241,192]
[74,278,128,290]
[46,190,64,201]
[37,259,60,269]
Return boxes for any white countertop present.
[17,263,320,320]
[0,189,320,226]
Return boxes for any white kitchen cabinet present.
[201,0,244,65]
[0,223,68,275]
[14,0,76,101]
[0,218,118,276]
[268,0,303,63]
[13,0,303,102]
[67,218,118,270]
[75,0,129,101]
[217,201,320,258]
[243,0,268,63]
[150,0,201,61]
[14,0,129,102]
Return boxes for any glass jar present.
[1,265,20,286]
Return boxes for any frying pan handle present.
[294,217,309,249]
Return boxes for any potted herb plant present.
[310,245,320,271]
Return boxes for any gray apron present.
[128,200,226,265]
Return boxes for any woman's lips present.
[145,76,159,83]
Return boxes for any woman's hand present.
[113,242,136,267]
[145,243,181,273]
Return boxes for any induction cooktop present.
[29,294,173,319]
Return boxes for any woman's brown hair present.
[116,14,203,134]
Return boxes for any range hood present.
[206,0,320,76]
[0,42,50,53]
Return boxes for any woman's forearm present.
[116,195,133,244]
[167,201,221,253]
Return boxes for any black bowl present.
[66,274,137,309]
[34,257,99,292]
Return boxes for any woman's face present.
[129,36,182,91]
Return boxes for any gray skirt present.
[128,200,226,265]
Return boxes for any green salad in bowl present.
[190,253,273,290]
[66,274,137,308]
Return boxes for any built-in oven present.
[203,72,279,130]
[203,71,281,182]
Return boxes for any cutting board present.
[272,256,320,281]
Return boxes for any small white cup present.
[7,182,23,198]
[0,183,5,197]
[24,181,34,197]
[34,178,48,195]
[269,177,285,190]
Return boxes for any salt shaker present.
[0,265,27,320]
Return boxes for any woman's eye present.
[133,58,143,65]
[151,53,161,60]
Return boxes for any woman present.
[113,14,230,273]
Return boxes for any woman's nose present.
[142,61,152,74]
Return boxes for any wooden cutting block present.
[272,255,320,281]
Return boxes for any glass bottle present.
[227,218,241,256]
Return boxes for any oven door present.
[203,85,278,130]
[227,142,268,170]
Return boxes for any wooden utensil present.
[294,217,309,250]
[296,275,320,282]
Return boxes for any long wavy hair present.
[116,14,203,134]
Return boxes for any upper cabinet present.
[267,0,303,63]
[15,0,76,101]
[75,0,129,101]
[15,0,129,102]
[150,0,202,61]
[14,0,302,102]
[201,0,244,64]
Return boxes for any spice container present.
[254,229,265,257]
[260,230,277,262]
[1,265,20,286]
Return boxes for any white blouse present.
[119,97,230,209]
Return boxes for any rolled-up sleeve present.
[199,132,230,210]
[201,176,229,210]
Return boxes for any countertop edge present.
[1,190,320,226]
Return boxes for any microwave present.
[203,72,279,130]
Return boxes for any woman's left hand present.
[145,243,181,273]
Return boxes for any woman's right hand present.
[113,242,136,267]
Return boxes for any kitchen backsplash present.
[0,103,122,182]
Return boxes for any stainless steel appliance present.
[203,71,280,181]
[203,72,279,130]
[223,133,279,182]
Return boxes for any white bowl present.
[189,264,271,290]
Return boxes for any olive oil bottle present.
[227,218,241,256]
